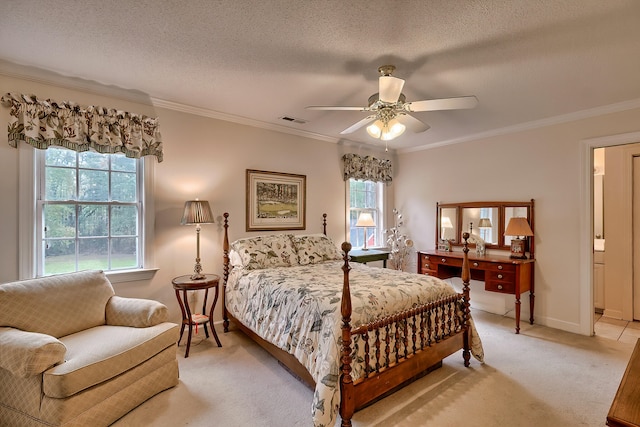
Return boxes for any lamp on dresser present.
[355,212,376,251]
[181,199,215,279]
[504,217,534,259]
[478,217,492,242]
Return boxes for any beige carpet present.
[112,309,636,427]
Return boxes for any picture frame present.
[246,169,306,231]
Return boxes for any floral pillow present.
[230,234,298,270]
[292,234,343,265]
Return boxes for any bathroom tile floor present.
[594,312,640,343]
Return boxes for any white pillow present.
[230,234,298,270]
[292,234,343,265]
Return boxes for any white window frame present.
[18,144,156,283]
[345,178,386,250]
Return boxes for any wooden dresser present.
[607,338,640,427]
[418,250,535,333]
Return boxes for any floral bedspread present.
[225,261,484,427]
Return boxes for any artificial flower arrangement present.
[385,208,414,271]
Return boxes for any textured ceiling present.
[1,1,640,152]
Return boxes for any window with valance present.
[342,153,392,183]
[343,153,392,250]
[1,93,163,162]
[1,93,160,278]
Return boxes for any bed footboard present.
[339,234,472,426]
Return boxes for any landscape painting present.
[246,169,306,231]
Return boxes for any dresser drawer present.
[485,271,516,293]
[469,260,491,270]
[485,262,516,273]
[431,256,462,267]
[419,253,436,275]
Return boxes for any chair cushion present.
[0,270,115,338]
[44,323,178,398]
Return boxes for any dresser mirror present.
[437,200,535,252]
[461,206,499,244]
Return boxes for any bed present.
[222,213,483,427]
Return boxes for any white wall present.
[394,108,640,333]
[0,73,393,324]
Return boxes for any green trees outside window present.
[41,148,140,275]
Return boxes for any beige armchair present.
[0,270,179,427]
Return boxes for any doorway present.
[584,134,640,335]
[581,131,640,336]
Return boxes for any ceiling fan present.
[306,65,478,142]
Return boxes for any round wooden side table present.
[172,273,222,357]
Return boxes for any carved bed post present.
[339,242,355,427]
[461,232,471,367]
[222,212,230,333]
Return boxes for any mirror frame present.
[436,200,535,254]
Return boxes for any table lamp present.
[181,199,214,279]
[355,212,376,250]
[441,216,453,240]
[504,217,533,259]
[478,217,492,241]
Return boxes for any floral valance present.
[1,93,163,162]
[342,153,392,183]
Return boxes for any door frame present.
[580,131,640,335]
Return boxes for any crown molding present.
[149,98,338,143]
[0,60,338,144]
[4,60,639,154]
[400,98,640,154]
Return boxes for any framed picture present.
[246,169,306,231]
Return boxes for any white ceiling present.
[1,1,640,152]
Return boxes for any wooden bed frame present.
[222,213,472,427]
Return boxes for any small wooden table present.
[349,249,390,267]
[607,338,640,427]
[172,274,222,357]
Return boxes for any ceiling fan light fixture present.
[366,118,406,141]
[366,120,383,138]
[381,118,406,141]
[307,65,477,142]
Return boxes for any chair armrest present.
[0,327,66,377]
[105,296,169,327]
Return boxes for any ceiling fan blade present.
[305,106,367,111]
[404,96,478,112]
[379,76,405,103]
[340,115,377,134]
[396,114,430,133]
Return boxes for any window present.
[36,147,142,276]
[347,179,385,249]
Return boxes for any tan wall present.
[3,71,640,334]
[0,73,393,324]
[395,109,640,333]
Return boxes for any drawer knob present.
[441,258,446,263]
[473,262,479,267]
[498,265,503,270]
[497,274,503,279]
[497,285,503,290]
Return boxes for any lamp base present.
[509,238,527,259]
[191,258,205,280]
